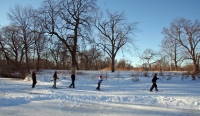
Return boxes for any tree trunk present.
[111,56,115,72]
[36,48,40,71]
[190,56,198,75]
[71,52,76,74]
[25,46,30,73]
[197,57,200,71]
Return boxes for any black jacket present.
[32,72,36,80]
[71,74,75,81]
[53,72,59,80]
[152,76,159,83]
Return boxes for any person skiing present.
[53,71,59,88]
[96,74,103,90]
[150,73,159,92]
[32,71,37,88]
[69,73,75,88]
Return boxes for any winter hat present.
[99,74,102,80]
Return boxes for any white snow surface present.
[0,70,200,116]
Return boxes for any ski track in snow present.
[0,70,200,116]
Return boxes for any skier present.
[69,73,75,88]
[96,74,103,90]
[150,73,159,92]
[53,71,59,88]
[32,71,37,88]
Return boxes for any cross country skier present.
[32,70,37,88]
[150,73,159,92]
[53,71,59,88]
[96,74,103,90]
[69,73,75,88]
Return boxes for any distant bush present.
[165,75,172,80]
[180,71,200,80]
[197,75,200,79]
[76,71,85,75]
[131,73,138,77]
[115,71,122,78]
[0,65,29,79]
[158,71,163,76]
[132,77,139,82]
[104,71,109,79]
[191,75,196,80]
[143,72,149,77]
[131,72,140,82]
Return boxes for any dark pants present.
[150,83,158,91]
[53,79,57,88]
[32,79,37,88]
[69,80,75,88]
[96,83,101,89]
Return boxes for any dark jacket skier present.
[150,73,159,91]
[69,74,75,88]
[32,71,37,88]
[53,71,59,88]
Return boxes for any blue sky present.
[0,0,200,66]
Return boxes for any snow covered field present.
[0,70,200,116]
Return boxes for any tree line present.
[0,0,199,78]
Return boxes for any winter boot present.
[155,88,158,91]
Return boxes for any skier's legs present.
[32,82,35,88]
[32,80,36,88]
[69,80,72,87]
[155,83,158,91]
[34,80,37,87]
[99,83,101,89]
[53,79,56,88]
[69,83,72,88]
[96,83,100,90]
[72,80,75,88]
[69,80,75,88]
[150,83,155,91]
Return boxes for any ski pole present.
[143,83,151,91]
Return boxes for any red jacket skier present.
[96,74,103,90]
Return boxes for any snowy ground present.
[0,70,200,116]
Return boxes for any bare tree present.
[30,10,50,71]
[48,40,70,70]
[0,25,27,78]
[116,59,127,70]
[79,47,103,70]
[7,4,35,73]
[161,34,185,71]
[162,18,200,73]
[39,0,97,73]
[140,48,157,71]
[93,11,138,72]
